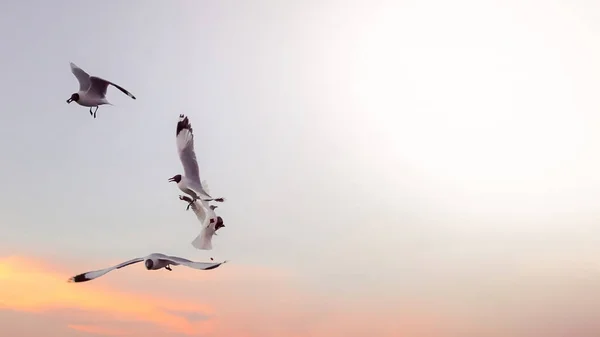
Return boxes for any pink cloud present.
[0,254,482,337]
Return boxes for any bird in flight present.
[179,195,225,250]
[67,253,227,283]
[66,62,136,118]
[169,114,225,209]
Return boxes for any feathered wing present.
[192,215,216,250]
[179,195,215,250]
[70,62,91,91]
[199,180,226,202]
[191,227,215,250]
[176,114,211,198]
[89,76,136,100]
[190,202,207,222]
[165,255,228,270]
[191,205,217,250]
[179,195,208,222]
[67,257,145,283]
[202,180,210,195]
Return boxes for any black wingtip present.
[68,273,91,283]
[176,114,192,136]
[204,264,222,270]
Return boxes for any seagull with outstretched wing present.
[66,62,136,118]
[67,253,227,283]
[168,114,225,209]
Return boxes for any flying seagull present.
[66,62,136,118]
[67,253,227,283]
[179,195,225,250]
[169,114,225,209]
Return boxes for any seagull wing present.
[89,76,136,100]
[70,62,91,91]
[176,114,211,198]
[201,180,210,195]
[191,226,215,250]
[179,195,207,222]
[164,255,227,271]
[67,257,145,283]
[191,204,218,250]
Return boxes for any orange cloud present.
[0,254,477,337]
[0,255,214,336]
[67,324,130,336]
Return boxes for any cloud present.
[0,254,481,337]
[67,324,131,336]
[0,255,214,336]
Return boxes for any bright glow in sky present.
[1,0,600,336]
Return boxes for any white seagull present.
[169,114,225,209]
[67,253,227,283]
[66,62,136,118]
[179,195,225,250]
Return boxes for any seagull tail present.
[191,231,212,250]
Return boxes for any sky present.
[1,0,600,336]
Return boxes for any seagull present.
[179,195,225,250]
[169,114,225,209]
[67,253,227,283]
[66,62,136,118]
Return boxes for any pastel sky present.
[1,0,600,336]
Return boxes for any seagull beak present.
[66,98,73,104]
[168,177,175,182]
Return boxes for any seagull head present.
[215,216,225,231]
[209,205,218,210]
[168,174,182,183]
[144,259,154,270]
[66,93,79,104]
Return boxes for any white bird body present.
[73,91,110,107]
[67,253,227,283]
[177,176,209,200]
[169,114,224,205]
[67,62,136,118]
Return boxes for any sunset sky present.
[1,0,600,336]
